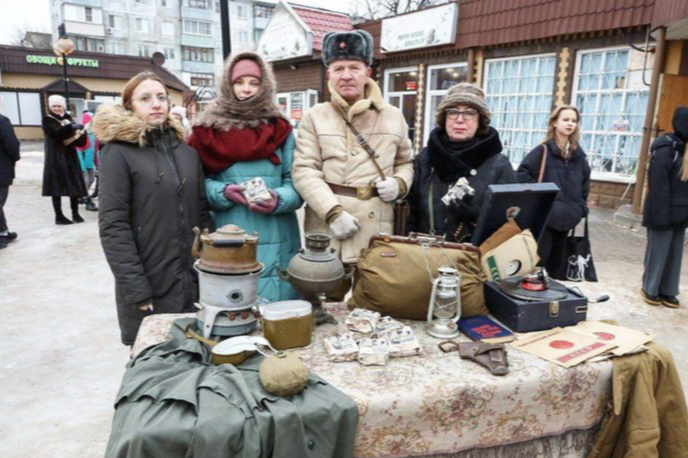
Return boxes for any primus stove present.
[192,224,263,338]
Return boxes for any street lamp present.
[53,24,75,112]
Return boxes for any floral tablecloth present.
[133,304,612,458]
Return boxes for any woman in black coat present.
[518,105,591,278]
[407,83,515,242]
[42,95,88,224]
[94,72,214,345]
[640,107,688,308]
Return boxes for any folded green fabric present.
[106,319,358,458]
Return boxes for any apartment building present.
[49,0,276,89]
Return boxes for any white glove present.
[374,177,400,202]
[329,211,361,240]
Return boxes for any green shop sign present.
[26,55,100,68]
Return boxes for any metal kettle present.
[192,224,261,275]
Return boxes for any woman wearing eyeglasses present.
[93,72,214,346]
[407,83,515,241]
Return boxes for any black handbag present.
[552,217,598,282]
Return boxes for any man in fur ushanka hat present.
[292,29,414,299]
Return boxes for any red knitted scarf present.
[189,118,292,174]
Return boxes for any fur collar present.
[92,103,186,147]
[329,79,385,120]
[193,51,285,131]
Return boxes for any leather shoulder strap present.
[331,102,386,180]
[537,144,548,183]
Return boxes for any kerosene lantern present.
[426,266,461,338]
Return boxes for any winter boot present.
[55,214,73,225]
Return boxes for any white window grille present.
[573,47,652,178]
[484,54,556,166]
[423,63,469,144]
[384,67,419,144]
[183,20,212,36]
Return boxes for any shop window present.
[276,90,318,130]
[384,67,418,143]
[423,63,468,144]
[484,54,557,165]
[573,47,652,179]
[0,92,42,126]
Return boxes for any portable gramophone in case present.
[484,270,589,333]
[475,183,590,333]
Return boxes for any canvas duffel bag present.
[349,233,487,320]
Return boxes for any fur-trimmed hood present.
[92,103,186,146]
[193,51,285,131]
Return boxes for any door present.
[657,75,688,135]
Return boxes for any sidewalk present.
[1,143,687,457]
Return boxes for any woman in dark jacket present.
[42,95,88,224]
[640,106,688,308]
[518,105,591,278]
[94,72,214,345]
[407,83,515,242]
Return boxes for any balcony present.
[64,20,105,37]
[181,6,215,21]
[182,61,215,73]
[181,34,214,48]
[65,0,103,7]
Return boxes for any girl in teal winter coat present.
[188,52,303,302]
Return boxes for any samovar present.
[278,232,352,324]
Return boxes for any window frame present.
[423,62,469,144]
[0,90,42,127]
[483,52,557,167]
[571,45,652,182]
[183,19,212,36]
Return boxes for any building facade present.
[0,44,189,140]
[257,0,352,128]
[49,0,275,90]
[349,0,688,210]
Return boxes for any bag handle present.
[331,102,386,180]
[537,144,548,183]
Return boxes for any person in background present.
[0,99,21,249]
[292,30,413,299]
[517,105,591,277]
[41,95,88,225]
[406,83,515,241]
[75,110,98,211]
[170,106,191,137]
[188,52,302,302]
[640,106,688,308]
[94,72,214,346]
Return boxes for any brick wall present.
[273,62,323,95]
[588,180,635,209]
